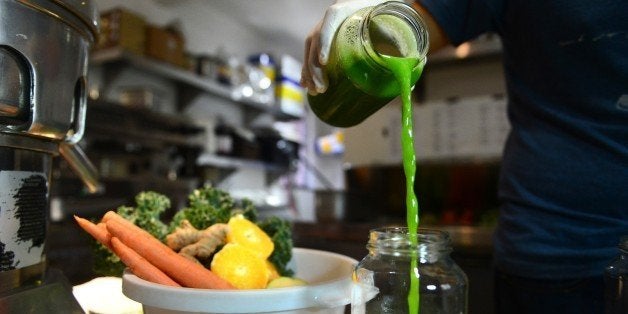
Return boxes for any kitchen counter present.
[292,222,495,259]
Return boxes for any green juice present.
[382,55,421,314]
[308,59,402,127]
[308,9,425,127]
[307,3,429,312]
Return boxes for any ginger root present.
[166,220,228,261]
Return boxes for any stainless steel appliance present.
[0,0,99,312]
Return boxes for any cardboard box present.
[97,8,146,55]
[145,26,187,68]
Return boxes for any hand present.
[301,0,388,95]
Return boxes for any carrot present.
[102,210,123,224]
[74,215,111,249]
[105,217,234,289]
[75,214,180,287]
[102,211,151,238]
[110,237,180,287]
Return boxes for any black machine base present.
[0,268,83,313]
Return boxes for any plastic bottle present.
[352,227,468,313]
[308,1,428,127]
[605,236,628,314]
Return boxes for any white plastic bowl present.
[122,248,358,314]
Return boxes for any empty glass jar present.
[352,227,468,314]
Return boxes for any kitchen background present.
[48,1,507,313]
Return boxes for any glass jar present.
[605,236,628,314]
[308,1,428,127]
[352,227,468,314]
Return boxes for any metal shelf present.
[85,101,204,149]
[90,48,301,121]
[196,153,289,172]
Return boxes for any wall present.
[94,0,267,58]
[424,57,506,101]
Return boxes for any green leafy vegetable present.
[91,240,124,277]
[93,191,170,276]
[119,191,170,241]
[258,216,294,276]
[169,186,260,231]
[169,187,235,231]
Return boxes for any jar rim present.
[369,227,451,241]
[360,1,429,69]
[367,227,452,259]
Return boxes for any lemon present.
[265,260,280,282]
[210,243,268,289]
[227,214,274,259]
[267,276,307,289]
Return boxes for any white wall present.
[344,56,508,166]
[424,58,506,100]
[93,0,333,60]
[94,0,268,59]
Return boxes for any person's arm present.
[410,1,451,52]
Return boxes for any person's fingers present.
[309,38,328,94]
[319,5,343,65]
[319,0,388,64]
[305,0,391,95]
[301,34,316,94]
[301,21,328,95]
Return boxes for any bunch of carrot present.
[74,211,234,289]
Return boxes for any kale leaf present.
[93,191,170,276]
[258,216,294,276]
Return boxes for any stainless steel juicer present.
[0,0,100,311]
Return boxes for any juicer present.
[0,0,100,312]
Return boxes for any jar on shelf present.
[605,236,628,314]
[214,121,234,156]
[352,227,468,314]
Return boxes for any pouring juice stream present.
[307,3,429,312]
[382,54,422,313]
[365,9,425,313]
[309,6,469,310]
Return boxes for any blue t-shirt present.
[419,0,628,279]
